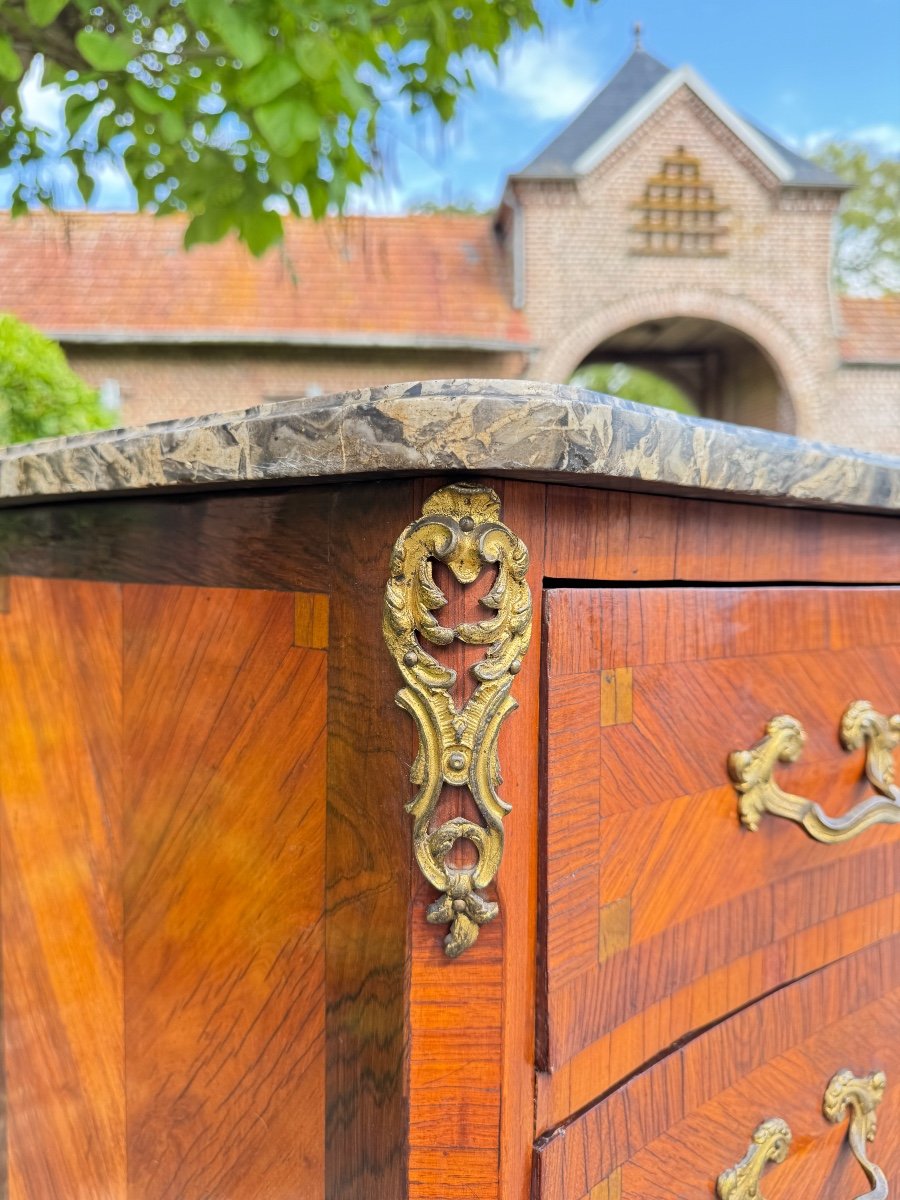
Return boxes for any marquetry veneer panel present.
[0,577,126,1197]
[0,578,328,1200]
[540,585,900,1128]
[534,936,900,1198]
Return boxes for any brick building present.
[2,43,899,451]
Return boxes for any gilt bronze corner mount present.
[383,484,532,958]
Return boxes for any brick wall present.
[829,366,900,455]
[514,84,848,441]
[66,344,527,427]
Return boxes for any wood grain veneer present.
[540,584,900,1129]
[0,579,329,1199]
[0,578,126,1198]
[324,482,416,1199]
[123,585,327,1198]
[534,937,900,1199]
[0,476,896,1199]
[0,487,335,591]
[545,485,900,583]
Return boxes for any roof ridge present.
[512,46,671,180]
[512,46,847,189]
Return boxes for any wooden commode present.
[0,379,898,1198]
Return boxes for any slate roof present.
[514,48,846,189]
[750,126,850,188]
[0,211,531,348]
[516,48,670,179]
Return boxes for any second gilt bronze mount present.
[383,484,532,958]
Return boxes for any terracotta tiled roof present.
[840,296,900,363]
[0,211,530,348]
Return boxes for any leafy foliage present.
[0,313,113,443]
[0,0,568,254]
[813,141,900,294]
[571,362,699,416]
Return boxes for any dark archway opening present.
[571,362,699,416]
[570,316,793,432]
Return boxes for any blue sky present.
[371,0,900,211]
[6,0,900,213]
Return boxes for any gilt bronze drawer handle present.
[716,1118,792,1199]
[729,701,900,843]
[717,1071,888,1199]
[383,484,532,957]
[824,1070,888,1200]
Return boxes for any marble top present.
[0,378,898,513]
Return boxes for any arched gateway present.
[499,40,900,451]
[533,288,816,435]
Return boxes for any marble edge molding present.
[0,377,899,513]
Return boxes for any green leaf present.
[208,176,245,207]
[429,1,450,49]
[306,177,329,219]
[75,29,135,72]
[213,6,268,68]
[293,101,321,143]
[65,92,95,131]
[236,56,302,107]
[253,98,300,156]
[158,107,187,143]
[0,35,23,83]
[25,0,69,27]
[184,208,234,249]
[342,145,367,186]
[253,95,322,157]
[126,80,170,115]
[239,209,283,256]
[76,171,93,204]
[295,36,335,82]
[432,88,456,122]
[0,313,112,443]
[336,63,373,114]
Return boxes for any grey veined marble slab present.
[0,378,899,512]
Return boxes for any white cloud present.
[785,123,900,158]
[782,127,836,156]
[481,33,602,122]
[847,123,900,156]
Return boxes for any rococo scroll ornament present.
[824,1070,889,1200]
[716,1118,792,1200]
[729,701,900,843]
[383,484,532,958]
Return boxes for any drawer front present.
[541,585,900,1124]
[534,935,900,1199]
